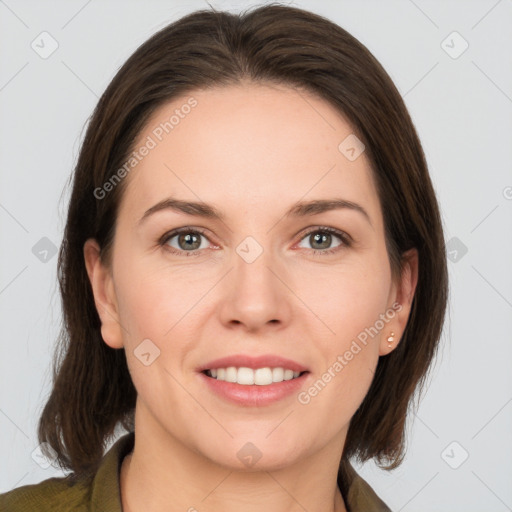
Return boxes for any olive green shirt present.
[0,432,391,511]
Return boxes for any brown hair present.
[38,3,448,482]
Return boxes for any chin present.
[195,434,311,472]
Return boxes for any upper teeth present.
[207,367,301,385]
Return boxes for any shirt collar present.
[89,432,390,512]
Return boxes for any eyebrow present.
[139,197,372,227]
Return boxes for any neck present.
[121,456,346,512]
[120,406,348,512]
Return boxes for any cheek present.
[113,256,199,347]
[297,254,390,407]
[298,282,385,425]
[112,259,203,406]
[300,255,392,342]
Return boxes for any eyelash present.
[158,226,352,258]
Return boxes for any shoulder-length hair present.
[38,2,448,482]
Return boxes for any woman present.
[0,4,447,511]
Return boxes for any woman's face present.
[85,82,417,470]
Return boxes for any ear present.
[83,238,124,349]
[379,248,419,356]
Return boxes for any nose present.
[217,241,292,333]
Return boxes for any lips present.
[197,354,310,406]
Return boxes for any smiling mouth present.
[203,367,308,386]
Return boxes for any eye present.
[158,226,351,257]
[296,227,351,256]
[159,227,213,257]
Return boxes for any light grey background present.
[1,1,511,510]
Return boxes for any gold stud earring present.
[387,332,395,348]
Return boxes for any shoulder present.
[338,458,392,512]
[0,476,91,512]
[0,432,134,512]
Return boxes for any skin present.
[84,82,418,512]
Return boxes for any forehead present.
[118,82,381,227]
